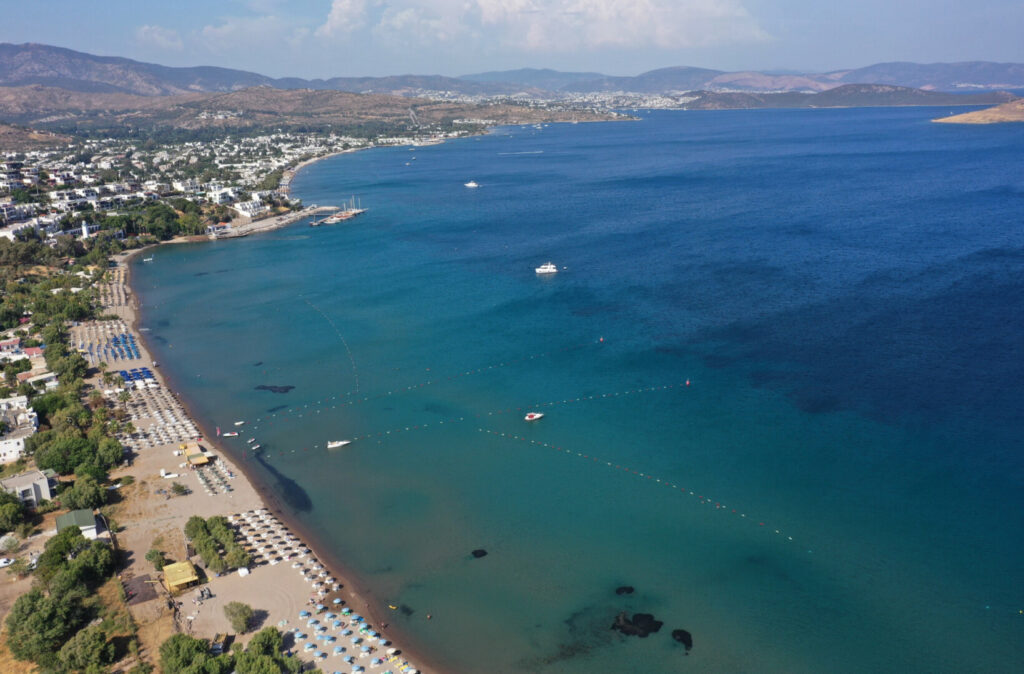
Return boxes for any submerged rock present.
[255,384,294,394]
[471,549,488,558]
[672,629,693,652]
[610,611,663,638]
[615,586,635,595]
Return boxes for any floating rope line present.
[303,297,359,394]
[248,338,606,425]
[247,379,691,441]
[476,427,796,542]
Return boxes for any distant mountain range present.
[2,44,1023,98]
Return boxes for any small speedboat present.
[464,181,479,188]
[246,438,256,444]
[234,420,245,426]
[222,432,238,437]
[251,444,261,450]
[535,262,558,274]
[524,412,544,421]
[326,440,351,449]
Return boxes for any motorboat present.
[326,440,351,449]
[222,432,238,437]
[464,181,479,188]
[247,438,256,444]
[234,420,245,426]
[524,412,544,421]
[535,262,558,274]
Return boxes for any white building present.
[0,395,37,463]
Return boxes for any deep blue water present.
[132,108,1024,673]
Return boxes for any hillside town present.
[0,127,473,242]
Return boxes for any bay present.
[132,108,1024,673]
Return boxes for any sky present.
[2,0,1023,78]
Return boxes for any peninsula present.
[933,99,1024,124]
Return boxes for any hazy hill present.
[2,44,1023,101]
[563,66,726,93]
[682,85,1016,110]
[827,61,1024,91]
[933,99,1024,124]
[0,84,614,137]
[0,43,274,95]
[460,68,607,90]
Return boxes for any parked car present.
[0,558,14,568]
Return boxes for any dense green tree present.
[34,434,95,475]
[5,587,87,668]
[224,601,254,633]
[184,515,209,540]
[62,475,107,510]
[58,624,115,672]
[159,633,232,674]
[224,545,251,570]
[0,490,25,533]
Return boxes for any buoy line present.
[302,297,360,394]
[475,427,799,544]
[246,338,607,425]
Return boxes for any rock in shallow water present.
[672,628,693,652]
[471,549,488,558]
[255,384,294,394]
[610,611,663,638]
[615,586,635,595]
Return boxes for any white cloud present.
[198,15,285,52]
[316,0,767,50]
[316,0,376,37]
[135,25,184,51]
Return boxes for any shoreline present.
[118,245,444,673]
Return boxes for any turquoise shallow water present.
[133,109,1024,672]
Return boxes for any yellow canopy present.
[163,561,199,592]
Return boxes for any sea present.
[131,108,1024,673]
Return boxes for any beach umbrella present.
[342,608,352,615]
[316,603,326,611]
[353,666,364,673]
[326,613,337,620]
[351,637,362,645]
[333,646,345,655]
[333,620,343,628]
[299,610,310,618]
[372,658,383,665]
[342,629,353,636]
[351,614,363,622]
[361,645,371,653]
[304,642,315,651]
[333,597,343,605]
[316,652,327,659]
[317,626,328,633]
[344,655,355,663]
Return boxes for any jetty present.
[209,205,339,239]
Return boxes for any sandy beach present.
[100,246,438,673]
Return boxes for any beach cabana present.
[162,561,199,593]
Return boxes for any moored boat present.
[234,420,245,426]
[222,431,238,437]
[464,180,479,188]
[326,440,351,449]
[524,412,544,421]
[535,262,558,274]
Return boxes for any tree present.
[159,633,232,674]
[170,481,189,496]
[224,601,254,633]
[62,475,107,510]
[58,624,115,672]
[118,390,132,409]
[224,545,251,570]
[5,587,86,668]
[146,548,166,570]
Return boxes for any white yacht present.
[535,262,558,274]
[326,440,351,449]
[464,181,479,188]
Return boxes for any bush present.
[224,601,254,633]
[146,548,166,571]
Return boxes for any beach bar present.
[163,560,199,593]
